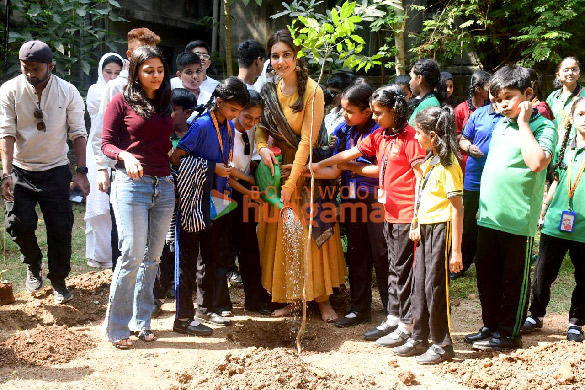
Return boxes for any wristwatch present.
[76,166,88,175]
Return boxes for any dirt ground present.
[0,270,583,390]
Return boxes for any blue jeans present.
[103,170,175,341]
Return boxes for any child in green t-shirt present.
[408,59,447,126]
[522,97,585,343]
[466,65,557,351]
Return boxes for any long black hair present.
[124,46,172,118]
[550,96,585,179]
[190,76,250,123]
[412,59,448,107]
[370,84,409,134]
[414,106,460,167]
[468,70,491,106]
[342,81,374,111]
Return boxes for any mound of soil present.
[171,348,383,390]
[436,341,585,390]
[0,325,96,367]
[0,270,111,333]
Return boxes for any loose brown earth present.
[0,270,583,390]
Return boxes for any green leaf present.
[332,7,339,26]
[55,42,65,54]
[80,60,91,75]
[351,34,365,44]
[76,7,87,17]
[108,0,121,6]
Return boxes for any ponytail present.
[414,105,459,167]
[290,59,309,112]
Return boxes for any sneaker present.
[464,326,494,344]
[567,326,584,342]
[393,338,429,357]
[26,267,43,293]
[473,335,522,351]
[52,283,73,304]
[376,327,411,348]
[173,318,213,336]
[363,319,398,341]
[195,311,232,326]
[228,270,243,287]
[220,310,233,317]
[416,344,455,365]
[521,316,543,333]
[334,311,371,328]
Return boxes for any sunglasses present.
[34,108,46,132]
[242,131,250,155]
[194,52,211,60]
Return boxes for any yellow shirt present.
[417,153,463,224]
[255,77,324,193]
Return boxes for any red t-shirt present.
[102,93,173,177]
[357,125,426,223]
[455,101,478,175]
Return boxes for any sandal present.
[138,329,156,342]
[112,338,133,350]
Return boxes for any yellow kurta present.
[255,77,346,303]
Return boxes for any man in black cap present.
[0,40,89,304]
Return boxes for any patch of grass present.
[0,203,92,293]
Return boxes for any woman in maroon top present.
[102,46,175,349]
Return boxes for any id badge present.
[377,187,386,204]
[349,180,357,199]
[559,210,577,233]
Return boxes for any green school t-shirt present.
[409,93,441,127]
[477,113,558,237]
[542,137,585,243]
[545,87,585,144]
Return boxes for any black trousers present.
[154,242,174,300]
[386,222,415,324]
[176,230,200,319]
[230,189,270,310]
[344,195,388,315]
[529,233,585,326]
[461,190,480,272]
[412,222,452,346]
[5,165,73,284]
[475,226,533,338]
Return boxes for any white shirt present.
[0,74,86,171]
[324,106,345,136]
[171,77,212,106]
[200,75,219,95]
[233,127,256,175]
[253,59,272,93]
[91,68,128,170]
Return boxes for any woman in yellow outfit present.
[256,30,345,322]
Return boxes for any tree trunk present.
[223,0,233,76]
[393,1,406,75]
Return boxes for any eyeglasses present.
[195,52,211,60]
[242,131,250,155]
[34,107,46,132]
[561,67,580,75]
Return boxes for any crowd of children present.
[79,27,584,361]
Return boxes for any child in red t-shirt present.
[310,84,426,344]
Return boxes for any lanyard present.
[567,149,585,207]
[413,154,440,218]
[378,132,397,188]
[210,110,233,166]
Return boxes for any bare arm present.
[309,145,363,171]
[230,168,255,184]
[72,136,90,196]
[449,195,464,273]
[0,137,15,201]
[170,148,188,167]
[338,161,378,177]
[541,179,558,219]
[518,101,552,173]
[303,165,342,179]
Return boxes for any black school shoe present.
[364,321,397,341]
[464,326,494,344]
[416,344,455,365]
[473,335,522,351]
[521,316,543,333]
[393,338,429,357]
[245,303,273,316]
[567,326,584,342]
[334,311,371,328]
[173,318,213,336]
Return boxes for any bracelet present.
[467,144,472,154]
[1,172,12,179]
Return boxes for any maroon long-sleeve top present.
[102,93,172,177]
